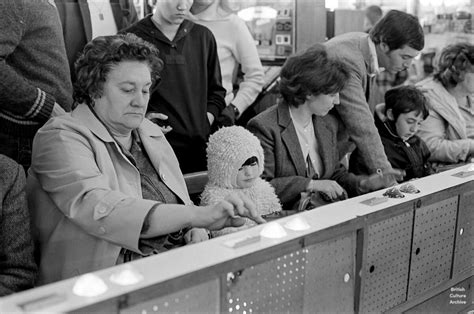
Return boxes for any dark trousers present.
[0,133,33,173]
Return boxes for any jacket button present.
[98,207,107,214]
[161,174,166,181]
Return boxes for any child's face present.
[394,111,424,141]
[236,161,259,188]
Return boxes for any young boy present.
[350,86,432,181]
[201,126,281,237]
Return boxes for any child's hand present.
[184,228,210,244]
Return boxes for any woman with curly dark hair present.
[28,33,264,285]
[247,44,403,211]
[416,43,474,166]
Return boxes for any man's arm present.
[0,0,58,122]
[336,71,392,173]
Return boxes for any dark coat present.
[247,102,360,211]
[350,113,432,181]
[0,154,37,296]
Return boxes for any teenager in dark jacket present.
[350,85,432,181]
[123,0,226,174]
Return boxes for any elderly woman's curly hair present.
[279,43,350,107]
[434,42,474,89]
[73,33,164,107]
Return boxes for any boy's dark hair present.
[241,156,258,167]
[370,10,424,51]
[279,44,350,107]
[384,86,429,121]
[434,42,474,89]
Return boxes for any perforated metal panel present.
[407,196,458,300]
[120,279,219,314]
[223,249,306,313]
[453,191,474,276]
[303,233,355,313]
[360,210,413,313]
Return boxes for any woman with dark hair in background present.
[416,43,474,167]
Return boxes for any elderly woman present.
[247,45,403,211]
[416,43,474,166]
[28,34,263,285]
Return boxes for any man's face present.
[155,0,193,25]
[379,43,420,74]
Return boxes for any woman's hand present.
[359,168,406,193]
[146,112,173,134]
[184,228,210,244]
[195,192,266,231]
[308,180,346,200]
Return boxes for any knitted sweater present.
[0,155,37,296]
[0,0,73,138]
[200,126,281,237]
[192,7,264,113]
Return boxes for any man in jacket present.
[55,0,139,81]
[324,10,424,176]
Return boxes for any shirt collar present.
[367,37,385,77]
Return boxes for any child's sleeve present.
[258,180,282,215]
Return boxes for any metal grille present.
[407,196,458,300]
[224,249,306,314]
[453,191,474,276]
[121,279,219,314]
[303,233,355,313]
[360,210,413,313]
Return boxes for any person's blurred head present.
[74,33,163,134]
[384,86,429,141]
[191,0,236,14]
[370,10,424,74]
[364,5,382,32]
[154,0,193,26]
[279,43,349,115]
[434,42,474,93]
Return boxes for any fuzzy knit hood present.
[207,126,265,188]
[202,126,281,237]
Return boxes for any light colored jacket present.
[28,104,191,284]
[416,77,472,163]
[324,32,391,173]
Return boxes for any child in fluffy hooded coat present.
[201,126,282,237]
